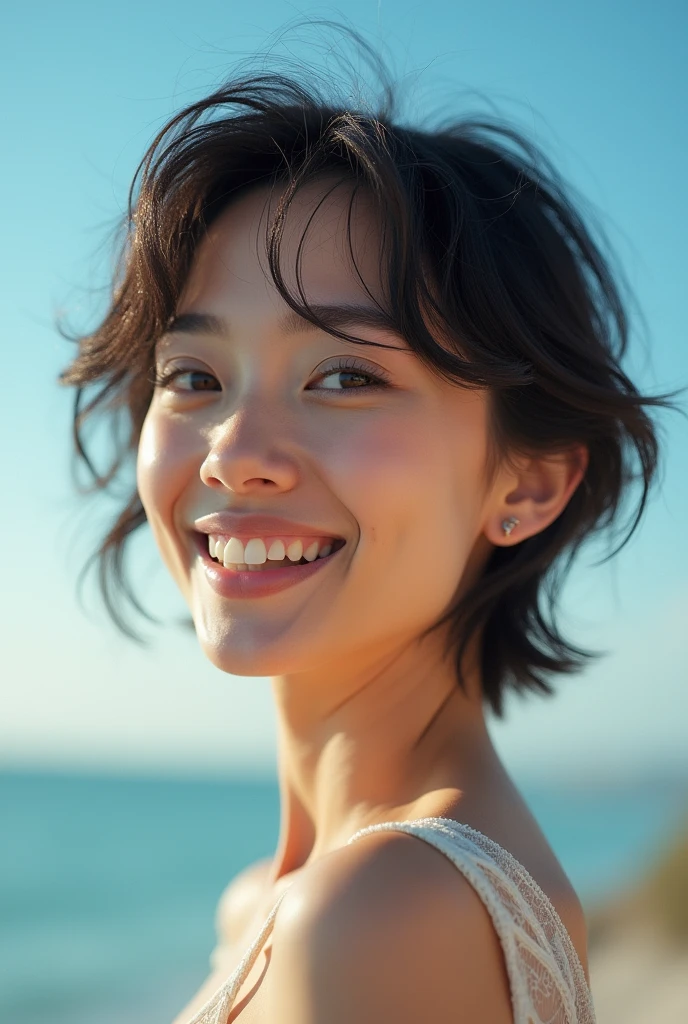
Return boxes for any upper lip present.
[193,513,345,540]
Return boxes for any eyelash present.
[149,357,394,395]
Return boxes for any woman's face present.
[136,178,499,678]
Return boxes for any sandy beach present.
[586,814,688,1023]
[589,922,688,1023]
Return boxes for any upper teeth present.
[207,535,336,565]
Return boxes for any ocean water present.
[1,768,686,1024]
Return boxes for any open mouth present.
[196,533,347,572]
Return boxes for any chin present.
[190,613,316,678]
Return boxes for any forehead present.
[179,176,387,312]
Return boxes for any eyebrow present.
[162,304,409,351]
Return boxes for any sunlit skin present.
[137,177,589,1019]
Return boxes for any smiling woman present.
[57,25,684,1024]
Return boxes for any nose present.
[199,403,300,496]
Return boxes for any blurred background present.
[1,2,687,1022]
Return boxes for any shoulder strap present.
[185,890,288,1024]
[347,818,596,1024]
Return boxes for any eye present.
[148,357,394,395]
[310,357,393,393]
[150,367,220,392]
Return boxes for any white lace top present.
[183,816,597,1023]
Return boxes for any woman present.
[58,39,682,1024]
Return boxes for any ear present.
[483,444,589,546]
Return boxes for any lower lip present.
[192,533,344,599]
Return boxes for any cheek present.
[321,414,421,521]
[333,411,477,535]
[136,410,194,552]
[330,413,480,607]
[352,409,487,614]
[137,411,165,517]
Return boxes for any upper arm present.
[266,832,515,1024]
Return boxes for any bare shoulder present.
[266,829,515,1023]
[215,856,274,945]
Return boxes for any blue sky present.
[2,1,686,782]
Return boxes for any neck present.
[267,626,504,882]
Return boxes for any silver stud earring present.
[501,516,520,536]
